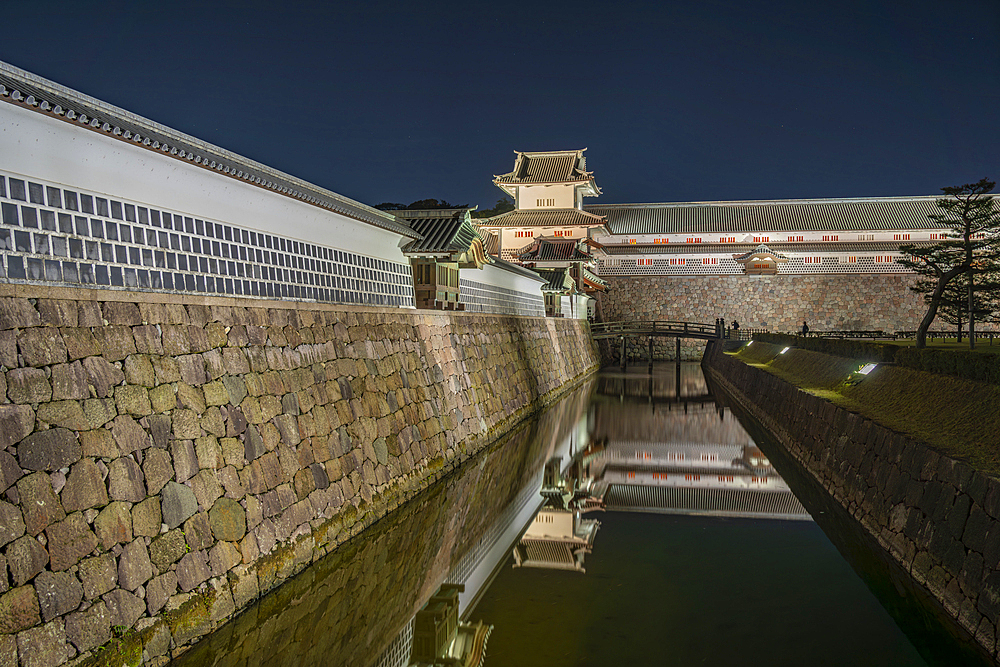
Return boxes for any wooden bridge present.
[590,319,727,372]
[589,320,723,341]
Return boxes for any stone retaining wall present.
[604,274,926,332]
[0,285,598,667]
[702,341,1000,662]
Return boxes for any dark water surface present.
[174,363,986,667]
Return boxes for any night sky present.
[3,0,998,210]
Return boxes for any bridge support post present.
[648,337,653,373]
[620,336,626,372]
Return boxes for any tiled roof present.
[0,60,419,240]
[396,209,483,255]
[580,266,608,288]
[535,268,574,292]
[494,150,593,184]
[519,238,592,262]
[485,208,607,228]
[586,197,961,235]
[733,244,788,261]
[601,240,935,255]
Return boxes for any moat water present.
[173,363,988,667]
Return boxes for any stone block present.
[101,301,141,326]
[178,354,208,386]
[0,450,23,493]
[131,498,160,539]
[149,530,187,572]
[94,501,133,550]
[209,541,242,577]
[171,439,199,484]
[115,385,152,417]
[310,463,330,490]
[83,398,118,430]
[7,367,52,404]
[195,436,222,470]
[0,500,26,548]
[201,407,225,437]
[172,409,202,440]
[0,635,12,667]
[152,356,181,385]
[183,512,214,551]
[176,551,211,592]
[222,374,250,405]
[17,473,65,535]
[36,400,89,430]
[82,355,125,399]
[203,381,229,407]
[60,458,108,512]
[61,327,99,361]
[50,361,89,401]
[78,554,117,599]
[209,498,246,542]
[15,618,69,667]
[132,324,164,355]
[218,465,245,500]
[5,535,47,586]
[36,300,76,328]
[148,384,176,414]
[0,585,41,633]
[18,428,81,472]
[118,538,153,591]
[142,448,173,496]
[19,327,68,367]
[79,428,118,459]
[191,470,223,511]
[65,600,110,653]
[147,414,173,449]
[123,355,155,389]
[92,325,137,362]
[108,456,146,502]
[177,382,206,414]
[102,589,144,629]
[273,414,301,446]
[145,571,177,615]
[160,481,198,529]
[244,424,265,461]
[111,414,153,454]
[219,438,244,468]
[35,570,83,622]
[225,406,248,438]
[294,468,315,500]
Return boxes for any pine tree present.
[899,179,1000,348]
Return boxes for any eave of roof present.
[0,60,419,240]
[586,196,968,236]
[484,208,607,228]
[601,240,934,255]
[398,209,484,256]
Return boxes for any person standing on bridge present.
[801,321,809,336]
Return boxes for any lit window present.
[638,258,653,266]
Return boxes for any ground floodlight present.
[858,363,877,375]
[746,341,753,347]
[780,347,790,354]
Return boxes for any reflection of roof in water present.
[603,484,811,520]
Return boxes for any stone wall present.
[603,274,926,332]
[0,285,598,667]
[703,342,1000,662]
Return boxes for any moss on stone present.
[728,343,1000,475]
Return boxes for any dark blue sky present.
[3,0,998,209]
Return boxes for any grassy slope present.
[730,342,1000,476]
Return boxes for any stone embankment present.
[0,285,598,667]
[604,274,926,332]
[703,341,1000,662]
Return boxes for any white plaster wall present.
[475,262,545,297]
[0,103,408,263]
[518,184,576,209]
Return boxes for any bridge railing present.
[590,320,720,338]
